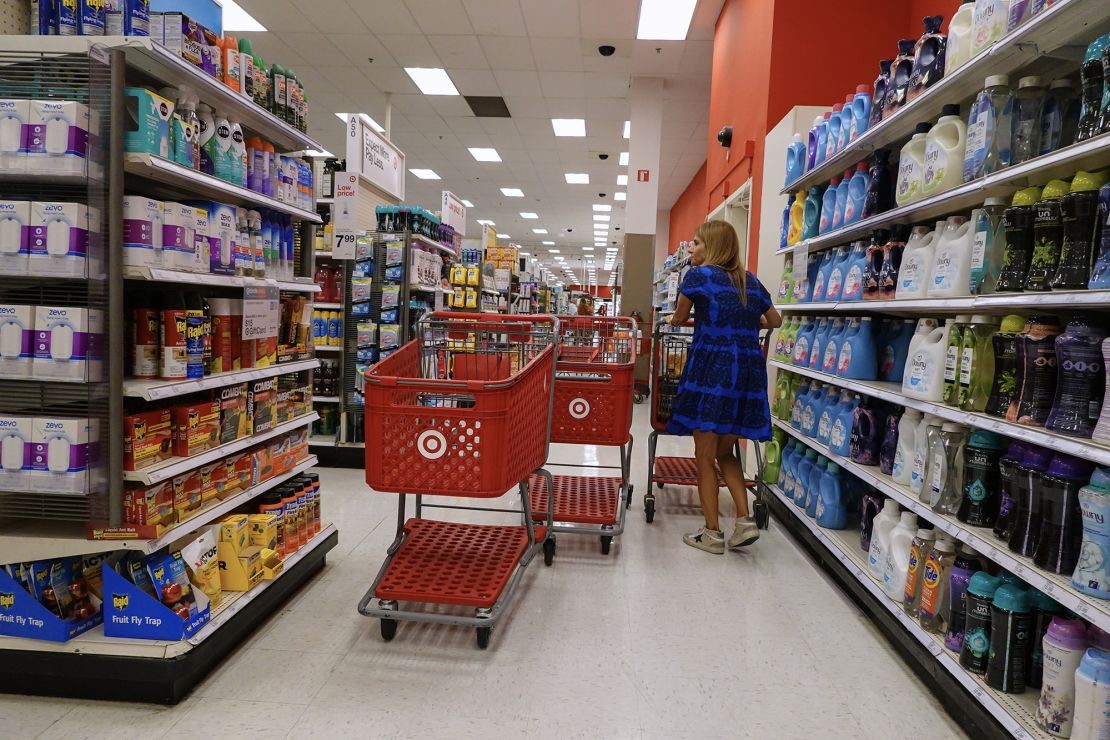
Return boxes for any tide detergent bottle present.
[838,317,879,380]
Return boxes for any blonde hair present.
[695,220,748,306]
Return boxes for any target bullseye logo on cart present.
[568,398,591,419]
[417,430,448,460]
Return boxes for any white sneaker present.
[728,518,760,549]
[683,527,724,554]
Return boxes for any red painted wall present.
[668,161,707,253]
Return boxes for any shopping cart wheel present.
[754,500,769,530]
[476,626,492,649]
[644,495,655,524]
[656,482,664,489]
[543,537,556,566]
[380,618,397,642]
[625,484,634,509]
[600,536,612,555]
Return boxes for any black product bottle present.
[993,441,1027,542]
[958,430,1007,527]
[908,15,947,101]
[1051,186,1102,289]
[1007,445,1053,557]
[1025,195,1066,291]
[1077,49,1106,142]
[863,149,894,219]
[1008,315,1062,427]
[997,198,1037,292]
[879,225,908,300]
[1101,44,1110,135]
[1033,453,1095,574]
[870,60,893,127]
[1026,590,1062,690]
[884,39,917,118]
[201,295,212,376]
[862,229,888,301]
[986,584,1033,693]
[985,316,1024,418]
[960,572,1001,674]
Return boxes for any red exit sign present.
[636,169,650,182]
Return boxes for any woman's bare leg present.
[692,430,722,531]
[716,435,750,518]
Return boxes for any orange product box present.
[199,460,226,503]
[248,377,278,434]
[123,481,175,527]
[224,451,252,495]
[172,469,203,520]
[219,383,249,445]
[172,400,221,457]
[122,409,173,471]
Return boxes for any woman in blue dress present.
[668,220,781,554]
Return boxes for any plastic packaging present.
[986,314,1029,417]
[1036,617,1089,736]
[946,0,976,72]
[1073,467,1110,599]
[1053,171,1110,290]
[986,584,1033,693]
[928,422,968,515]
[964,74,1013,182]
[1011,76,1046,166]
[896,224,940,299]
[903,527,937,619]
[863,148,895,219]
[970,196,1008,294]
[1039,78,1080,156]
[960,571,1001,674]
[959,315,999,412]
[927,215,973,298]
[922,104,966,197]
[1034,453,1096,574]
[1008,315,1062,426]
[944,545,983,652]
[903,319,949,401]
[882,511,918,601]
[892,408,923,486]
[1045,316,1108,438]
[918,536,957,633]
[958,430,1008,526]
[896,122,931,207]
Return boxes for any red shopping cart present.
[527,316,636,556]
[358,312,558,649]
[645,319,768,528]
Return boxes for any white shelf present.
[308,436,337,447]
[122,413,319,485]
[382,231,457,258]
[775,290,1110,314]
[313,302,343,310]
[313,345,342,352]
[312,396,340,403]
[123,359,318,401]
[780,0,1110,195]
[316,197,334,204]
[0,524,336,659]
[124,266,321,293]
[771,417,1110,632]
[124,154,322,223]
[409,284,442,294]
[767,483,1051,739]
[769,360,1110,468]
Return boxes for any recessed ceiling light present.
[564,173,590,184]
[548,249,560,253]
[551,118,586,137]
[476,219,495,226]
[520,251,530,256]
[404,67,460,96]
[583,246,594,251]
[520,212,538,219]
[623,120,630,139]
[619,152,629,166]
[223,0,266,31]
[637,0,697,40]
[594,232,608,237]
[542,240,555,245]
[533,228,548,234]
[614,191,627,201]
[409,168,440,180]
[617,175,628,187]
[335,112,385,133]
[501,187,524,197]
[468,147,502,162]
[593,204,612,212]
[461,199,474,208]
[593,215,610,222]
[497,233,511,239]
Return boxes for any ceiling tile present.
[329,34,398,68]
[378,34,442,68]
[520,0,581,37]
[480,36,536,70]
[501,96,548,118]
[441,116,489,135]
[543,98,587,118]
[461,0,528,37]
[426,35,489,70]
[585,98,629,121]
[578,0,638,40]
[492,70,541,97]
[428,96,477,118]
[448,69,501,96]
[362,64,419,95]
[404,0,475,34]
[235,0,307,33]
[304,0,370,34]
[275,33,343,66]
[538,71,585,98]
[585,72,631,98]
[348,0,422,34]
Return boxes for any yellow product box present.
[260,548,284,580]
[217,541,264,591]
[219,514,249,555]
[248,513,278,551]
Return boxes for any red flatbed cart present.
[645,320,768,528]
[528,316,636,556]
[358,312,558,649]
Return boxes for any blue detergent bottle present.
[780,193,794,250]
[843,162,871,226]
[785,133,806,186]
[850,84,872,141]
[803,186,823,240]
[826,104,844,161]
[825,246,852,301]
[816,463,847,529]
[841,239,870,301]
[820,177,841,235]
[795,449,818,506]
[829,394,861,457]
[790,379,813,429]
[806,456,828,517]
[821,318,848,374]
[807,114,824,171]
[809,317,832,369]
[781,439,800,495]
[815,112,831,167]
[819,389,852,446]
[811,250,835,301]
[804,252,821,302]
[838,316,879,380]
[792,318,818,366]
[832,170,853,231]
[880,319,916,381]
[802,384,830,437]
[1089,183,1110,288]
[838,94,855,153]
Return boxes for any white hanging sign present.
[333,172,359,232]
[441,190,466,232]
[344,114,405,200]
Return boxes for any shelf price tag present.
[333,230,357,259]
[242,284,280,341]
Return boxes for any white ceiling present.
[235,0,719,283]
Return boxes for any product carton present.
[247,513,278,552]
[172,469,203,520]
[32,305,104,382]
[122,480,175,531]
[0,414,32,490]
[171,400,220,457]
[0,199,30,276]
[122,196,164,270]
[0,99,28,173]
[122,87,173,159]
[161,202,200,272]
[247,377,277,434]
[26,100,96,177]
[29,416,97,494]
[198,459,226,503]
[219,514,249,555]
[29,201,101,278]
[0,303,34,377]
[122,408,172,472]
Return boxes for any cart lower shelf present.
[651,456,724,487]
[527,473,621,525]
[376,518,548,609]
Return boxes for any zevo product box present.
[185,201,235,275]
[123,87,173,159]
[29,416,97,494]
[0,414,33,490]
[161,202,200,272]
[26,100,97,177]
[122,408,172,472]
[29,201,101,278]
[0,98,28,173]
[122,196,164,270]
[248,377,277,434]
[32,305,104,381]
[0,303,34,378]
[171,400,220,457]
[247,513,278,552]
[122,480,175,531]
[190,205,210,273]
[172,469,203,520]
[0,200,30,276]
[218,383,249,444]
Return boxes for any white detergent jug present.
[927,215,974,298]
[896,122,931,207]
[892,408,923,485]
[922,104,968,197]
[910,414,943,495]
[903,321,950,401]
[946,0,976,72]
[896,224,942,299]
[883,511,918,601]
[868,499,902,577]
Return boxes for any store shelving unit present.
[0,38,336,703]
[776,290,1110,314]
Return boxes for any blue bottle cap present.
[967,572,1001,599]
[992,584,1031,613]
[1027,588,1061,614]
[968,430,1007,450]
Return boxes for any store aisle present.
[4,405,966,739]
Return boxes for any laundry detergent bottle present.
[1045,315,1108,438]
[896,122,931,207]
[838,317,878,380]
[879,318,915,382]
[843,162,870,227]
[806,114,824,171]
[947,0,977,72]
[944,314,973,406]
[810,250,833,301]
[863,148,895,219]
[882,511,919,601]
[911,414,944,497]
[896,224,940,299]
[850,84,872,141]
[825,246,851,302]
[928,215,974,298]
[1036,617,1089,736]
[961,571,1001,674]
[1088,183,1110,289]
[785,133,806,186]
[903,320,950,401]
[959,315,1000,412]
[945,545,984,653]
[1053,170,1110,290]
[1034,453,1096,575]
[986,583,1034,694]
[1073,467,1110,599]
[880,225,909,299]
[929,422,969,515]
[819,318,846,373]
[868,499,902,577]
[794,449,818,507]
[1008,315,1063,426]
[904,527,937,618]
[818,389,851,447]
[840,239,868,302]
[816,463,847,529]
[970,197,1009,294]
[805,457,827,517]
[863,231,887,301]
[959,430,1008,527]
[919,536,957,633]
[892,408,923,485]
[832,170,853,232]
[880,409,900,476]
[828,393,860,457]
[964,74,1014,182]
[997,186,1044,291]
[814,112,831,167]
[803,186,822,241]
[871,60,893,128]
[923,104,967,198]
[908,15,948,102]
[825,104,844,162]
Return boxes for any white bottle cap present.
[1018,75,1043,89]
[985,74,1010,88]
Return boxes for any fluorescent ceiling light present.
[501,187,524,197]
[533,228,548,234]
[405,67,459,96]
[637,0,697,40]
[594,231,608,236]
[496,233,510,238]
[304,148,335,158]
[617,175,628,186]
[593,215,610,222]
[548,249,560,253]
[614,191,627,201]
[619,152,629,166]
[468,147,502,162]
[564,173,590,184]
[409,168,441,180]
[477,219,495,226]
[461,200,474,208]
[542,240,555,245]
[551,118,586,137]
[520,212,538,219]
[623,120,630,139]
[593,204,612,212]
[583,246,594,251]
[223,0,266,31]
[520,251,530,256]
[335,112,384,133]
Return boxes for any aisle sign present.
[242,285,280,340]
[333,172,359,232]
[441,190,466,232]
[344,113,405,200]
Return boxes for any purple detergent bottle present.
[850,398,881,466]
[1034,453,1096,575]
[1045,315,1108,439]
[945,545,983,653]
[880,411,901,476]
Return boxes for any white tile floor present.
[2,405,967,739]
